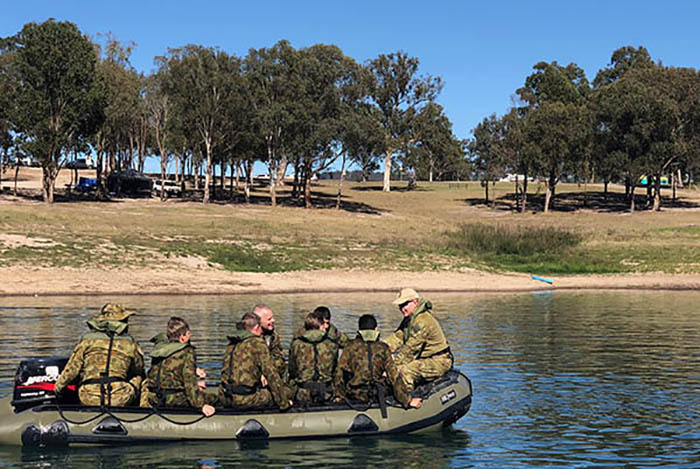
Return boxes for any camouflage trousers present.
[79,382,138,407]
[397,354,452,392]
[218,388,273,409]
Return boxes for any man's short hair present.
[313,306,331,321]
[304,311,324,330]
[238,312,261,331]
[252,304,271,316]
[358,314,377,331]
[167,316,190,342]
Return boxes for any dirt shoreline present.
[2,267,699,297]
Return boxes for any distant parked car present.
[65,158,95,170]
[152,179,182,198]
[107,169,153,197]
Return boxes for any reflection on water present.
[1,291,699,467]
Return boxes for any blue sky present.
[3,1,700,168]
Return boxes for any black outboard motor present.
[11,357,78,412]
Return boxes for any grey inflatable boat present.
[0,357,472,447]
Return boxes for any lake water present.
[0,291,698,467]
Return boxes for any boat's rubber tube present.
[0,370,472,447]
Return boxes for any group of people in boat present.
[53,288,453,417]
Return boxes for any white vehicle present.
[152,179,182,198]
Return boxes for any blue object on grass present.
[531,275,553,284]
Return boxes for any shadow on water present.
[2,428,472,468]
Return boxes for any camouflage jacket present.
[262,329,286,377]
[219,330,291,409]
[54,319,145,394]
[144,337,206,408]
[383,300,449,366]
[288,329,338,387]
[334,330,411,407]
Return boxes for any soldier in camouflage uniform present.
[384,288,453,392]
[54,303,145,407]
[253,304,286,379]
[334,314,422,409]
[288,310,339,404]
[141,317,216,417]
[218,313,293,410]
[294,306,349,350]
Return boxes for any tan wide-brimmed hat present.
[392,288,420,305]
[96,303,136,322]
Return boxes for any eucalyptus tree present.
[291,44,366,208]
[367,51,442,192]
[0,38,16,190]
[144,70,171,200]
[346,104,384,183]
[408,102,464,183]
[594,77,677,212]
[164,45,239,203]
[245,40,300,206]
[517,61,592,212]
[592,46,654,88]
[470,114,508,205]
[500,109,532,212]
[6,19,98,203]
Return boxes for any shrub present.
[447,224,582,256]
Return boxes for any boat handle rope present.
[54,403,207,426]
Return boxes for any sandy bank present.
[2,267,699,296]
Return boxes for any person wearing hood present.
[383,288,453,392]
[334,314,422,409]
[54,303,145,407]
[141,317,216,417]
[294,306,349,350]
[218,313,293,410]
[288,310,338,404]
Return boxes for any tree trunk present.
[41,165,56,204]
[672,172,677,205]
[544,184,552,213]
[267,141,276,207]
[203,136,213,204]
[515,175,520,212]
[229,161,234,199]
[245,159,253,204]
[491,181,496,209]
[304,162,313,209]
[382,147,392,192]
[180,149,187,193]
[13,162,20,196]
[543,172,557,213]
[336,152,347,210]
[484,180,489,203]
[235,162,241,192]
[629,186,636,213]
[653,175,661,211]
[521,173,528,214]
[160,154,167,201]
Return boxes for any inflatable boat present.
[0,357,472,447]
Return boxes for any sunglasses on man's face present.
[399,302,411,310]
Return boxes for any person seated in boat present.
[54,303,145,407]
[334,314,422,409]
[288,310,338,404]
[294,306,349,350]
[253,304,287,379]
[383,288,453,392]
[218,313,293,410]
[141,317,216,417]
